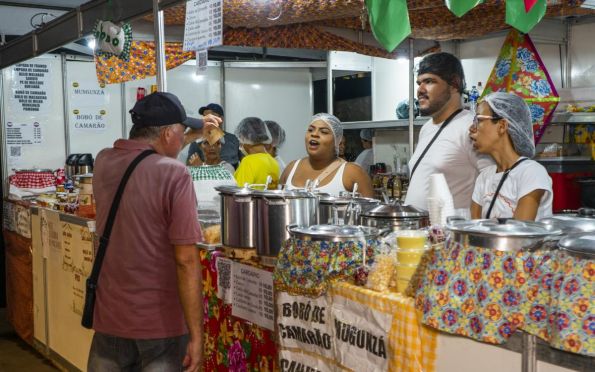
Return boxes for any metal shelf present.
[550,112,595,124]
[342,118,428,130]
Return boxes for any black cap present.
[198,103,224,117]
[129,92,203,129]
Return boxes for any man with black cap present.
[187,102,241,167]
[88,92,221,372]
[404,52,492,212]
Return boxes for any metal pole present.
[408,38,415,158]
[326,51,333,114]
[61,54,71,156]
[120,82,128,138]
[522,333,537,372]
[153,0,167,92]
[565,19,572,89]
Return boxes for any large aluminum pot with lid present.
[317,193,379,225]
[287,224,380,242]
[557,232,595,259]
[216,185,258,248]
[360,201,429,231]
[539,208,595,234]
[252,189,317,257]
[447,219,563,251]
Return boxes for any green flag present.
[506,0,547,34]
[444,0,484,18]
[366,0,411,53]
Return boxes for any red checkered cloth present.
[9,170,56,189]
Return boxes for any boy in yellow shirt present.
[234,117,280,189]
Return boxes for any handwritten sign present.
[183,0,223,51]
[277,292,334,360]
[10,62,51,113]
[231,262,274,330]
[278,349,335,372]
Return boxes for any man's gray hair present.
[129,124,175,140]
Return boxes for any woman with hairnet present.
[355,129,375,174]
[280,113,373,197]
[264,120,287,172]
[234,117,280,190]
[469,92,552,220]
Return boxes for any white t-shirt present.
[355,148,374,174]
[405,110,493,210]
[472,159,553,220]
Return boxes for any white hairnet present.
[310,113,343,155]
[264,120,285,147]
[483,92,535,158]
[235,117,272,145]
[360,128,374,141]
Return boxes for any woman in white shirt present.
[469,92,552,220]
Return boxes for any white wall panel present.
[570,22,595,87]
[372,57,411,121]
[66,60,123,157]
[224,67,313,164]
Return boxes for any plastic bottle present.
[469,85,479,104]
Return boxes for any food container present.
[76,174,95,218]
[446,219,562,251]
[198,209,222,245]
[216,185,258,248]
[539,208,595,234]
[76,153,94,175]
[253,189,317,256]
[65,153,81,178]
[286,224,380,242]
[557,232,595,258]
[10,168,56,189]
[360,201,429,231]
[317,194,379,225]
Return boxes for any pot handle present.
[264,197,288,205]
[233,195,253,203]
[286,224,299,234]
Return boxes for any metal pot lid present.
[14,168,53,173]
[558,233,595,257]
[215,185,253,196]
[317,194,379,205]
[288,224,379,239]
[447,219,562,238]
[539,211,595,233]
[361,203,428,218]
[252,189,314,199]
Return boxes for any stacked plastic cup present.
[395,230,428,293]
[427,173,455,225]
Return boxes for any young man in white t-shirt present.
[405,52,492,211]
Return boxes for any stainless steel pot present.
[317,194,379,225]
[287,224,380,242]
[360,202,429,231]
[253,189,317,257]
[216,185,258,248]
[558,232,595,258]
[539,208,595,234]
[447,219,563,251]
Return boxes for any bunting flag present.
[482,29,559,144]
[365,0,411,52]
[444,0,484,18]
[506,0,547,34]
[524,0,539,12]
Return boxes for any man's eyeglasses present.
[472,114,500,129]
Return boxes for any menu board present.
[5,121,43,145]
[10,61,52,113]
[183,0,223,51]
[231,262,274,330]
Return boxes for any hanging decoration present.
[365,0,411,52]
[92,20,133,61]
[482,29,559,144]
[524,0,539,13]
[505,0,547,34]
[444,0,484,18]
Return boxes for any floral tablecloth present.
[201,250,277,371]
[414,238,594,356]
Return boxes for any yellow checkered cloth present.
[330,282,437,372]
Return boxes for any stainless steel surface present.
[153,0,167,92]
[558,233,595,258]
[217,186,258,248]
[75,165,93,175]
[539,210,595,234]
[447,219,563,251]
[409,37,415,157]
[536,158,595,173]
[255,190,317,256]
[317,195,379,225]
[360,202,429,231]
[522,333,537,372]
[287,224,379,242]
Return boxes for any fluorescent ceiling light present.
[581,0,595,9]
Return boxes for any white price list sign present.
[231,262,274,331]
[5,122,43,145]
[183,0,223,51]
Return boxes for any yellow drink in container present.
[396,230,427,249]
[395,263,419,293]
